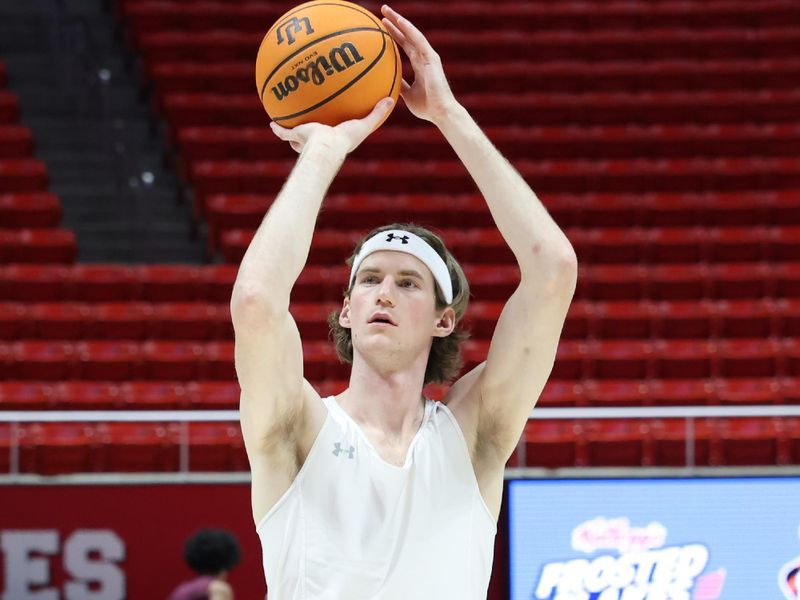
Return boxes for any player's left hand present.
[380,5,460,125]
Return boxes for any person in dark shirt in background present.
[167,529,241,600]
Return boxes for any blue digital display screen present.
[507,477,800,600]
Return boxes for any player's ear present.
[433,306,455,337]
[339,296,352,329]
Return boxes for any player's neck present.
[340,357,427,440]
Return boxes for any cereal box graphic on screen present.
[532,517,726,600]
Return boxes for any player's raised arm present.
[381,5,577,470]
[230,99,394,522]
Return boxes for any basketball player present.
[231,5,577,598]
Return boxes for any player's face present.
[342,250,450,357]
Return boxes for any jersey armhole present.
[437,402,498,532]
[256,399,334,533]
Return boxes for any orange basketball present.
[255,0,402,128]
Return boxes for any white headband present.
[349,230,453,304]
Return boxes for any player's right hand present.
[269,97,394,155]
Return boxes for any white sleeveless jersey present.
[256,396,497,600]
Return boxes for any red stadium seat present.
[714,378,781,406]
[648,379,714,406]
[179,423,247,472]
[786,418,800,463]
[590,301,654,339]
[649,418,716,466]
[771,226,800,262]
[773,263,800,298]
[28,303,88,340]
[776,299,800,337]
[69,265,139,302]
[462,265,520,301]
[646,227,707,263]
[653,339,715,379]
[708,263,772,300]
[0,193,61,229]
[52,382,124,410]
[583,380,649,407]
[136,265,204,302]
[716,417,783,465]
[19,423,97,474]
[0,382,55,409]
[95,423,179,472]
[0,126,33,159]
[584,419,650,467]
[562,301,591,340]
[716,339,782,378]
[185,381,239,409]
[0,265,71,301]
[0,303,27,339]
[538,380,585,407]
[148,303,220,340]
[9,341,74,380]
[522,419,583,468]
[715,299,777,338]
[199,341,236,380]
[200,265,237,302]
[0,229,76,263]
[85,303,151,340]
[707,226,770,262]
[0,160,48,192]
[290,303,340,341]
[75,341,141,381]
[647,264,713,301]
[584,265,648,301]
[588,340,651,379]
[0,91,20,123]
[140,341,201,380]
[120,381,190,409]
[653,300,715,339]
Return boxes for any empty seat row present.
[161,90,800,132]
[2,417,799,473]
[203,192,800,241]
[2,298,798,341]
[218,225,800,266]
[0,126,34,159]
[2,262,799,302]
[120,0,800,34]
[1,377,796,410]
[175,123,800,174]
[0,159,48,192]
[0,229,77,264]
[148,59,800,99]
[0,193,62,229]
[135,27,800,64]
[1,338,798,381]
[189,158,800,216]
[0,422,247,474]
[516,416,800,468]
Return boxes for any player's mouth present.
[368,312,397,326]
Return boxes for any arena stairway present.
[1,0,799,473]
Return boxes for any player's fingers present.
[381,5,434,59]
[363,97,394,126]
[399,79,412,97]
[381,15,408,48]
[269,121,293,141]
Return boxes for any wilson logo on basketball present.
[270,42,365,101]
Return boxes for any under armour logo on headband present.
[386,233,409,244]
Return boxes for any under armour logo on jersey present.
[333,443,355,459]
[385,233,409,244]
